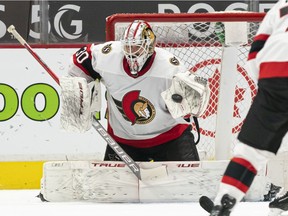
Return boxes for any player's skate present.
[209,194,236,216]
[268,190,288,216]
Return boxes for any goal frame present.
[106,12,265,41]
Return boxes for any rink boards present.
[0,161,44,189]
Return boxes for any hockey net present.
[106,12,265,160]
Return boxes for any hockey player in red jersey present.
[59,20,210,162]
[202,1,288,215]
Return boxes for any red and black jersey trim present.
[73,44,101,80]
[248,34,270,61]
[107,123,190,148]
[221,157,257,193]
[123,52,156,78]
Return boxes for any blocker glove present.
[59,76,101,132]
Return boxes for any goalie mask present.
[121,20,156,76]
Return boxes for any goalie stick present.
[7,25,168,181]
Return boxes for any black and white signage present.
[0,0,277,43]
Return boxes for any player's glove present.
[161,71,210,118]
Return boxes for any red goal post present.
[105,12,265,160]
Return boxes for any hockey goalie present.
[40,19,213,202]
[58,19,209,163]
[59,20,211,163]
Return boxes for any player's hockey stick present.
[7,25,167,181]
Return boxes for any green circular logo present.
[21,83,59,121]
[0,83,19,121]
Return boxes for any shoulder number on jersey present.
[75,46,90,64]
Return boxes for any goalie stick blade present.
[199,195,214,213]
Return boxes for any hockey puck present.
[199,196,214,213]
[171,94,183,103]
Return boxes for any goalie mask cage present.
[106,12,265,160]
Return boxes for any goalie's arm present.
[70,44,102,81]
[161,71,210,119]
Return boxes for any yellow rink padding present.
[0,161,45,189]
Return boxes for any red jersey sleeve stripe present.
[253,34,270,42]
[72,45,93,77]
[248,34,270,61]
[247,51,257,61]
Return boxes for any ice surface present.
[0,189,285,216]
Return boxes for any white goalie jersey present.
[66,41,193,148]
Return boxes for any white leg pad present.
[40,160,268,202]
[41,161,139,202]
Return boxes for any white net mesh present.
[106,12,264,160]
